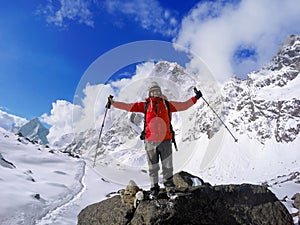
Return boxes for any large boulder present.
[292,193,300,221]
[78,171,293,225]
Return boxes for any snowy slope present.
[0,127,84,224]
[0,127,132,225]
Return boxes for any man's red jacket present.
[112,96,197,143]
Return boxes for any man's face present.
[150,88,162,97]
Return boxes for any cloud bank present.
[175,0,300,82]
[37,0,300,81]
[42,62,155,144]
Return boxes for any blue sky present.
[1,0,300,122]
[0,0,198,119]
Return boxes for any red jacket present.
[113,96,197,142]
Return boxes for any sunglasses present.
[150,88,162,96]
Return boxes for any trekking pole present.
[93,95,114,167]
[194,87,238,143]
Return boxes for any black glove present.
[194,88,202,99]
[106,95,114,109]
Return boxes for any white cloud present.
[37,0,178,35]
[76,83,114,132]
[41,100,82,143]
[41,83,116,144]
[41,62,155,144]
[104,0,178,36]
[110,62,155,101]
[37,0,94,27]
[175,0,300,82]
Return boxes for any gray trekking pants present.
[145,140,174,188]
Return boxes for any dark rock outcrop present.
[292,193,300,209]
[78,172,293,225]
[292,193,300,221]
[0,152,16,169]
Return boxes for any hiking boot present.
[166,187,178,200]
[149,185,160,200]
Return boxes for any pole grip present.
[193,87,198,94]
[106,95,114,109]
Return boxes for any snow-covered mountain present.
[223,34,300,144]
[0,108,27,131]
[18,117,49,145]
[0,110,49,145]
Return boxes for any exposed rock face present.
[77,172,293,225]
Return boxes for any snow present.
[35,165,121,225]
[0,127,122,225]
[256,70,300,101]
[1,117,299,224]
[191,177,203,186]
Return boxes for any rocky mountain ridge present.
[221,34,300,144]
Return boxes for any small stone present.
[34,194,40,200]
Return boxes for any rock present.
[34,194,40,200]
[121,180,141,205]
[173,171,205,191]
[78,196,134,225]
[292,193,300,209]
[0,153,16,169]
[77,172,293,225]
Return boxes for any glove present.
[106,95,114,109]
[194,89,202,99]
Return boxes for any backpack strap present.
[139,101,149,140]
[164,101,178,151]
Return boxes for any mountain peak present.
[280,34,300,52]
[18,117,49,145]
[267,34,300,73]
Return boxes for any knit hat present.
[148,81,162,97]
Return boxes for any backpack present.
[140,99,178,151]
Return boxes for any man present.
[109,81,202,199]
